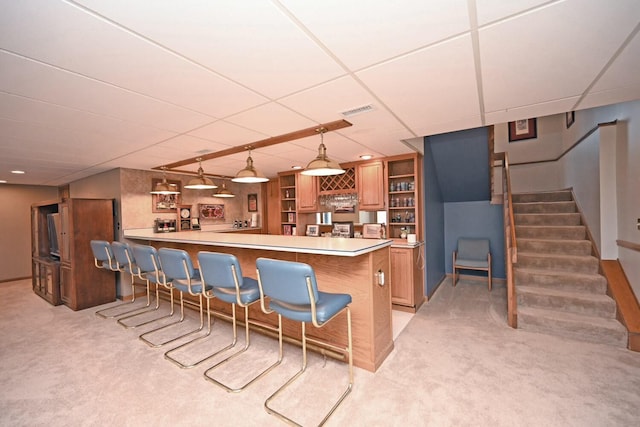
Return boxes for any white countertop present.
[124,228,393,257]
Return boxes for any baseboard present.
[0,276,31,284]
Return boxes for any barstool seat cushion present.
[270,292,352,324]
[172,269,211,293]
[212,277,260,305]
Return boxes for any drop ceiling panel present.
[75,0,346,99]
[480,0,640,113]
[0,52,213,132]
[187,120,270,145]
[0,0,268,118]
[225,103,317,137]
[475,0,552,25]
[0,92,175,146]
[280,0,470,70]
[357,34,480,136]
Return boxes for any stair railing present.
[495,151,518,327]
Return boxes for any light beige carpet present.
[2,277,640,426]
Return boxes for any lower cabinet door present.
[390,248,413,306]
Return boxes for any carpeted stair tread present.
[512,191,573,203]
[514,267,607,293]
[516,225,586,240]
[514,213,581,226]
[517,306,627,347]
[517,238,592,256]
[517,285,616,318]
[517,252,599,274]
[513,201,577,214]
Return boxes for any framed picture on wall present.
[566,111,575,128]
[248,193,258,212]
[508,118,537,142]
[151,179,181,213]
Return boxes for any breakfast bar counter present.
[123,229,394,372]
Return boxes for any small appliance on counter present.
[154,218,177,233]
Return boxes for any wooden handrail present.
[618,239,640,253]
[496,151,518,328]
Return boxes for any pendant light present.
[301,127,345,176]
[184,158,218,190]
[150,167,181,195]
[232,148,269,183]
[213,180,235,198]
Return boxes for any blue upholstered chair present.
[139,248,211,348]
[90,240,117,271]
[256,257,353,426]
[452,238,492,291]
[197,251,281,390]
[95,241,154,320]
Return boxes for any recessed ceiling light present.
[360,155,373,160]
[11,170,25,174]
[291,165,303,170]
[0,180,7,184]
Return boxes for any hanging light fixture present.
[301,127,345,176]
[232,147,269,183]
[184,158,218,190]
[150,167,180,195]
[213,180,235,198]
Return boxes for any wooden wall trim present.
[511,120,617,167]
[601,260,640,352]
[617,239,640,253]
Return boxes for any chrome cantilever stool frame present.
[140,248,211,348]
[197,251,281,390]
[119,244,174,329]
[91,240,121,317]
[95,241,154,321]
[256,257,354,426]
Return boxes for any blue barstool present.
[197,251,281,390]
[139,248,211,348]
[90,240,117,272]
[256,257,354,426]
[95,241,153,320]
[118,244,174,329]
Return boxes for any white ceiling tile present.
[480,0,640,113]
[357,35,480,135]
[75,0,345,99]
[187,120,269,145]
[0,0,268,118]
[225,103,316,136]
[475,0,552,25]
[280,0,470,70]
[0,52,213,132]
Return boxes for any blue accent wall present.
[423,139,446,297]
[444,201,505,279]
[428,127,490,202]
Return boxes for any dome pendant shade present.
[232,152,269,183]
[213,181,235,198]
[185,160,218,190]
[150,167,181,194]
[301,129,345,176]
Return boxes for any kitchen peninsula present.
[124,228,394,372]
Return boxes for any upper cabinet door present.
[357,161,385,210]
[296,173,318,212]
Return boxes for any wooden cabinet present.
[32,256,61,305]
[357,160,385,210]
[296,173,318,212]
[386,154,422,240]
[32,198,116,310]
[390,245,425,312]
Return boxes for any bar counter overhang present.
[123,229,394,372]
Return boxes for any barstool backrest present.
[158,248,196,281]
[131,244,162,284]
[111,241,138,274]
[256,257,319,305]
[198,251,243,289]
[90,240,116,270]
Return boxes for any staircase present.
[512,190,627,347]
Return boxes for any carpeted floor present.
[1,277,640,426]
